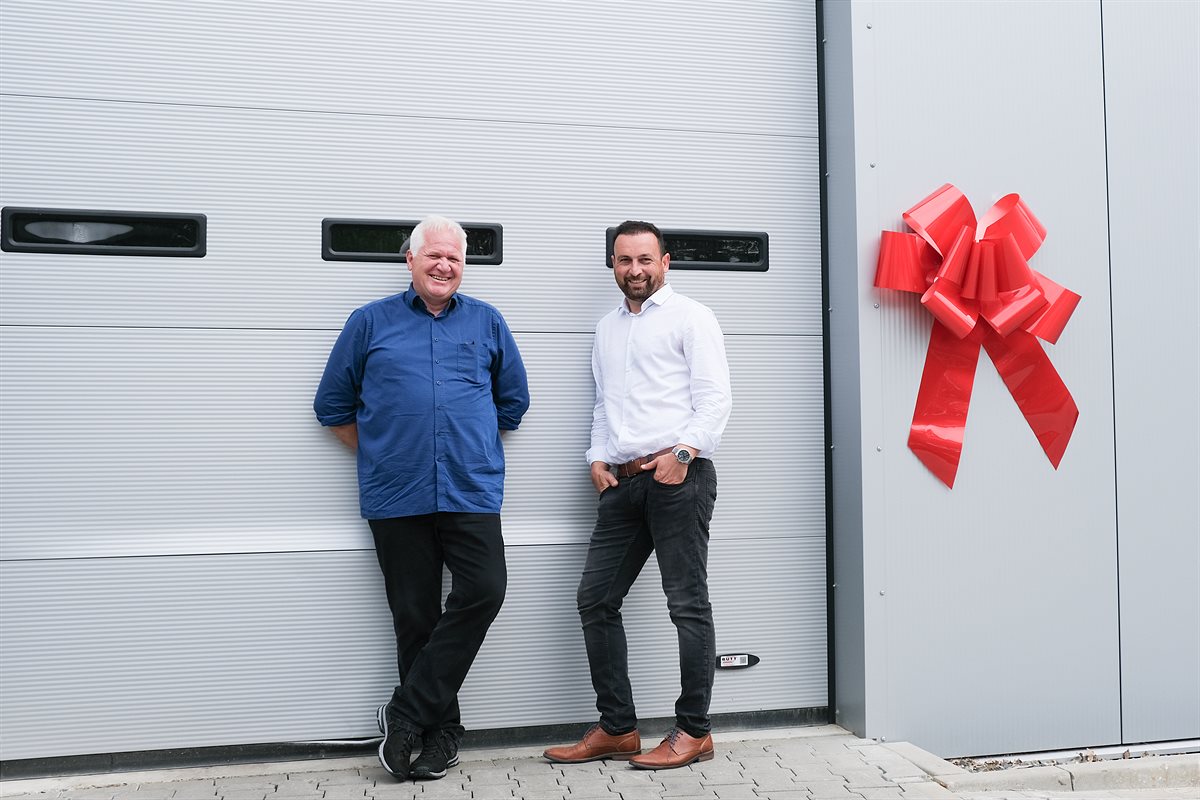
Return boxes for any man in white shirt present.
[544,220,732,770]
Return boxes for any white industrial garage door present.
[0,0,825,761]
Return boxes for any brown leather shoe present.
[543,724,641,763]
[629,727,714,770]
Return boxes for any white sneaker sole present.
[412,753,459,780]
[376,703,406,778]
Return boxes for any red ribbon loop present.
[875,184,1081,488]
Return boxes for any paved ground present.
[2,726,1197,800]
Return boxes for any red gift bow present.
[875,184,1081,488]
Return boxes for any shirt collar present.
[405,285,458,316]
[620,283,674,316]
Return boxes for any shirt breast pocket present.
[458,340,487,384]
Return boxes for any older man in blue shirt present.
[314,215,529,782]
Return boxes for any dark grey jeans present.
[576,458,718,738]
[370,512,506,738]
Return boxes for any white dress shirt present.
[587,284,732,465]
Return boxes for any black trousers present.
[369,512,506,737]
[576,458,718,738]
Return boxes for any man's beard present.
[620,275,662,302]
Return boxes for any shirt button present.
[433,338,439,342]
[435,359,440,364]
[436,380,443,385]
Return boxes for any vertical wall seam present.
[1097,0,1125,744]
[816,0,838,726]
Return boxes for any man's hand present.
[330,423,358,451]
[644,449,690,485]
[591,461,618,493]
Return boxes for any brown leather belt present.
[615,447,673,478]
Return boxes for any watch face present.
[674,448,693,464]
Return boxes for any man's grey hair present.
[408,215,468,256]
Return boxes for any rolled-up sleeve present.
[682,307,732,456]
[586,334,611,464]
[314,309,369,427]
[491,313,530,431]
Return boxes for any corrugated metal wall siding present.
[0,97,821,336]
[0,538,825,760]
[0,0,825,760]
[0,0,819,139]
[0,330,823,557]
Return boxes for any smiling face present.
[407,228,464,315]
[612,230,670,312]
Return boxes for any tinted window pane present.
[466,228,496,257]
[323,219,502,264]
[606,227,768,272]
[2,208,205,256]
[666,234,763,265]
[330,224,413,255]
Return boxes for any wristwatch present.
[672,447,694,465]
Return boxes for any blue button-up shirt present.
[314,287,529,518]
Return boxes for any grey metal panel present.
[0,95,821,338]
[0,538,825,760]
[0,0,817,139]
[0,551,394,760]
[0,325,360,560]
[1102,0,1200,744]
[0,328,822,559]
[823,0,878,742]
[476,538,828,729]
[837,0,1121,756]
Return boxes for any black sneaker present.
[377,703,420,780]
[409,729,460,780]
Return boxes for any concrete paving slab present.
[837,768,897,788]
[1067,753,1200,791]
[806,785,862,799]
[879,743,967,781]
[703,785,759,800]
[597,788,652,800]
[514,774,563,790]
[893,781,958,798]
[887,737,1200,795]
[504,791,566,800]
[356,786,417,800]
[940,765,1073,792]
[855,789,905,800]
[3,728,1199,800]
[318,789,370,800]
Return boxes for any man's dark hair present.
[613,220,667,258]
